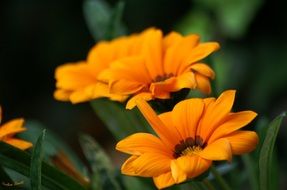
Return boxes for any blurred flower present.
[99,29,219,109]
[54,29,150,103]
[116,90,258,189]
[0,107,32,150]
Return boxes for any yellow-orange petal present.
[171,98,205,139]
[136,99,177,149]
[158,112,182,143]
[153,172,175,189]
[110,79,146,95]
[189,63,215,79]
[225,131,259,155]
[54,89,72,101]
[122,153,171,177]
[126,92,153,110]
[116,133,171,157]
[121,155,139,176]
[208,111,257,143]
[4,138,32,150]
[170,159,187,183]
[173,155,211,179]
[179,42,220,73]
[163,31,182,49]
[195,74,212,94]
[164,34,200,75]
[142,29,164,79]
[198,90,236,141]
[55,62,98,90]
[0,119,25,138]
[197,138,232,161]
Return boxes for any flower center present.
[153,73,174,82]
[173,136,206,158]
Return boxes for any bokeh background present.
[0,0,287,188]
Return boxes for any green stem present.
[210,166,232,190]
[242,154,258,190]
[203,179,216,190]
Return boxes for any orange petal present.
[195,74,212,94]
[197,138,232,161]
[110,79,146,95]
[122,153,171,177]
[116,133,171,157]
[0,119,25,138]
[121,155,139,176]
[208,111,257,143]
[136,99,177,149]
[198,90,236,142]
[180,42,220,73]
[170,159,187,183]
[4,138,32,150]
[158,112,182,143]
[171,98,205,139]
[54,89,72,101]
[141,29,164,79]
[126,92,153,110]
[153,172,176,189]
[189,63,215,79]
[225,131,259,155]
[55,62,98,90]
[164,34,200,75]
[173,155,211,179]
[163,31,182,49]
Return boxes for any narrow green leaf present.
[104,1,127,40]
[242,154,258,190]
[83,0,126,41]
[20,120,87,176]
[91,99,151,141]
[0,165,14,188]
[0,142,86,190]
[259,112,285,190]
[79,134,121,190]
[30,130,46,190]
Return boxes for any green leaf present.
[79,134,121,190]
[90,99,151,141]
[0,142,86,190]
[30,130,46,190]
[259,112,286,190]
[242,154,258,190]
[83,0,126,41]
[20,120,87,176]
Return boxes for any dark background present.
[0,0,287,186]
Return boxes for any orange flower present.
[116,90,258,189]
[0,107,32,150]
[99,29,219,109]
[54,29,150,103]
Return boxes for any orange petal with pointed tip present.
[126,92,153,110]
[122,153,171,177]
[189,63,215,79]
[116,133,171,157]
[0,119,25,138]
[208,111,257,143]
[197,138,232,161]
[172,155,211,179]
[5,138,32,150]
[225,131,259,155]
[135,99,177,149]
[153,172,176,189]
[171,98,205,139]
[198,90,236,141]
[195,74,212,94]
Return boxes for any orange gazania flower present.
[116,90,258,189]
[0,107,32,150]
[100,29,220,109]
[54,29,151,103]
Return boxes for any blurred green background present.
[0,0,287,188]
